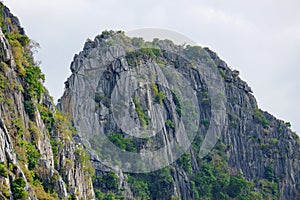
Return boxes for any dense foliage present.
[12,177,28,199]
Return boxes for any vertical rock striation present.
[0,2,299,199]
[59,30,300,200]
[0,3,95,199]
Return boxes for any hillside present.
[0,3,95,199]
[1,3,300,200]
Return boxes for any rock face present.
[1,2,299,199]
[0,3,94,199]
[59,30,300,200]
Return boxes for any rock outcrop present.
[59,30,300,200]
[0,3,95,199]
[1,2,299,199]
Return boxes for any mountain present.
[1,3,300,200]
[58,30,300,200]
[0,3,95,199]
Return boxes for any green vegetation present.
[228,175,263,199]
[0,3,8,34]
[155,91,165,105]
[227,175,248,198]
[53,112,74,139]
[0,162,8,178]
[201,118,210,128]
[191,160,263,199]
[0,180,10,198]
[177,153,191,172]
[37,104,54,132]
[124,168,173,199]
[189,141,262,199]
[125,48,162,67]
[128,175,150,200]
[9,100,67,198]
[170,89,182,117]
[227,111,239,129]
[16,139,41,170]
[75,146,95,178]
[1,5,96,199]
[95,190,123,200]
[50,139,61,167]
[259,137,282,155]
[0,73,7,101]
[149,168,173,198]
[165,119,175,129]
[285,121,291,128]
[6,31,30,76]
[220,69,226,78]
[94,93,110,107]
[150,83,165,105]
[132,98,149,127]
[1,7,45,101]
[12,177,28,199]
[96,171,119,191]
[258,179,279,200]
[108,133,137,152]
[24,100,35,120]
[26,142,41,170]
[265,165,275,182]
[131,37,145,48]
[94,170,125,199]
[25,65,45,100]
[12,117,27,138]
[6,31,30,47]
[184,45,208,60]
[95,93,105,103]
[31,172,58,200]
[150,83,158,95]
[0,62,17,103]
[253,108,269,128]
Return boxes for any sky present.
[3,0,300,134]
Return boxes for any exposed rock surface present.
[0,4,94,199]
[0,2,299,200]
[59,30,300,200]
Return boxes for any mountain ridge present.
[0,3,299,200]
[59,30,300,199]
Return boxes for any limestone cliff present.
[59,30,300,200]
[0,3,94,199]
[0,2,299,200]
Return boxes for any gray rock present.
[59,31,300,200]
[0,4,95,199]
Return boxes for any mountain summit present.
[58,30,300,199]
[1,3,299,200]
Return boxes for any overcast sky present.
[3,0,300,134]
